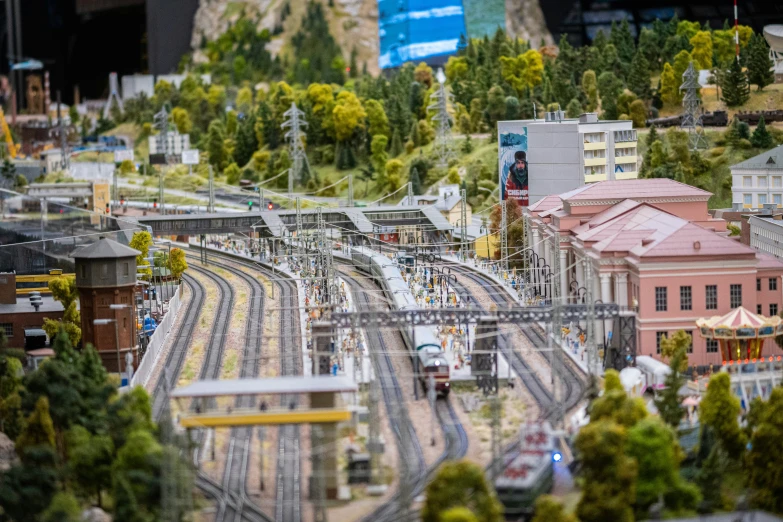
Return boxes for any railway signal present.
[267,202,273,210]
[248,200,253,211]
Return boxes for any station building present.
[524,178,783,366]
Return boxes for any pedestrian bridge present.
[133,204,453,238]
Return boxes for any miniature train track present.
[195,251,302,522]
[448,265,585,419]
[340,266,469,522]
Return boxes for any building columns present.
[600,272,613,345]
[616,272,628,308]
[559,249,568,302]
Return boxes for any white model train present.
[352,248,451,396]
[635,355,671,394]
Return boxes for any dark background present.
[1,0,782,107]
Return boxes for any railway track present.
[448,265,585,421]
[192,251,302,522]
[339,266,469,522]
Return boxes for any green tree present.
[747,32,775,91]
[627,50,652,100]
[206,119,227,171]
[439,506,478,522]
[224,162,242,185]
[370,135,389,175]
[42,276,81,347]
[576,420,636,522]
[745,387,783,512]
[660,62,678,104]
[168,248,188,282]
[689,31,713,70]
[654,330,689,428]
[629,99,647,128]
[484,85,507,134]
[422,460,503,522]
[42,491,82,522]
[0,354,24,439]
[171,107,192,134]
[409,167,422,195]
[582,70,599,112]
[383,159,404,193]
[112,430,163,522]
[597,71,624,119]
[627,417,699,515]
[700,372,746,459]
[590,370,648,428]
[418,119,434,145]
[499,49,544,95]
[751,116,775,148]
[16,396,56,458]
[67,425,113,507]
[610,19,636,65]
[331,91,366,142]
[234,113,258,167]
[721,57,750,107]
[565,98,582,118]
[365,99,390,138]
[129,230,153,278]
[0,446,59,522]
[532,495,576,522]
[235,86,254,113]
[389,128,403,157]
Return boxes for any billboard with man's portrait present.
[498,125,529,206]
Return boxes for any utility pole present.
[428,80,455,167]
[585,259,598,376]
[500,200,509,272]
[460,188,468,262]
[680,62,706,150]
[57,91,70,172]
[368,373,381,486]
[282,103,308,198]
[407,182,413,206]
[113,168,119,212]
[348,174,354,207]
[295,197,303,270]
[208,166,215,213]
[158,167,165,216]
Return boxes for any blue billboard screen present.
[378,0,467,69]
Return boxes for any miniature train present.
[351,248,451,396]
[647,109,783,128]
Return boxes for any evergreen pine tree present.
[610,19,636,65]
[410,119,421,147]
[565,98,582,118]
[747,33,774,91]
[390,128,403,157]
[410,167,422,195]
[627,50,652,100]
[751,116,775,148]
[721,58,750,107]
[461,134,473,154]
[646,125,659,147]
[349,47,358,78]
[233,114,258,168]
[654,331,688,429]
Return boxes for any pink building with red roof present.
[523,179,783,367]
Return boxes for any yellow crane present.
[0,108,20,158]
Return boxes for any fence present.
[131,285,182,388]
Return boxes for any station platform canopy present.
[171,375,358,398]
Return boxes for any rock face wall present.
[189,0,551,74]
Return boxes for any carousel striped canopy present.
[697,306,783,339]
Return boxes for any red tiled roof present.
[563,179,712,202]
[528,194,563,213]
[575,203,755,258]
[756,252,783,270]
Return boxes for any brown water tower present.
[73,237,140,373]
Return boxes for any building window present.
[770,278,778,291]
[744,194,752,206]
[655,287,667,311]
[759,194,768,206]
[680,286,692,311]
[743,176,752,187]
[776,194,783,207]
[758,304,763,314]
[771,303,779,316]
[758,278,762,291]
[0,323,12,337]
[759,177,768,188]
[685,330,694,353]
[706,339,719,353]
[730,284,742,308]
[656,332,667,354]
[706,285,718,310]
[774,176,783,188]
